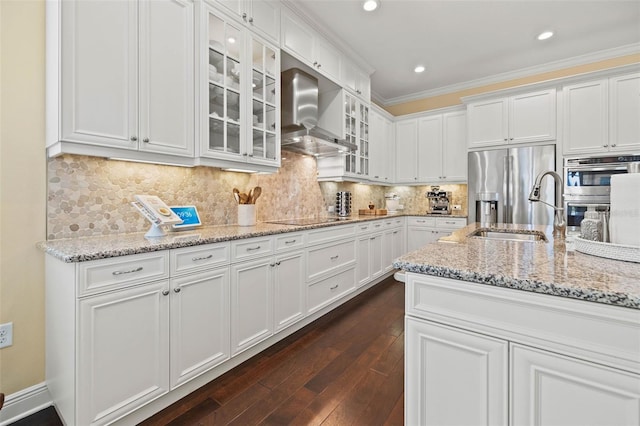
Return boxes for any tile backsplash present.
[47,153,467,240]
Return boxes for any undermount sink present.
[468,228,548,242]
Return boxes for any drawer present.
[307,239,356,282]
[307,224,356,245]
[369,220,385,233]
[231,237,273,262]
[383,217,405,228]
[307,267,356,314]
[356,222,372,234]
[407,216,436,227]
[170,242,230,275]
[274,233,305,252]
[435,217,467,229]
[78,251,169,296]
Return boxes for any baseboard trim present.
[0,383,52,426]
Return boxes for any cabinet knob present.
[242,12,247,20]
[510,138,514,141]
[603,144,609,148]
[143,138,149,143]
[248,17,254,23]
[162,290,169,296]
[130,136,138,142]
[611,144,617,147]
[504,138,508,142]
[317,63,321,68]
[356,90,361,94]
[174,287,181,293]
[313,61,318,66]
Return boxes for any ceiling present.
[292,0,640,105]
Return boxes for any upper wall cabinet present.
[466,89,556,149]
[280,7,341,83]
[563,72,640,155]
[342,59,371,103]
[209,0,280,44]
[197,5,281,172]
[369,107,395,184]
[46,0,195,163]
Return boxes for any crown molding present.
[379,43,640,107]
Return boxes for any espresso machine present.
[426,189,452,214]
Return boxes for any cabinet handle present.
[242,12,247,20]
[417,220,426,223]
[284,239,297,244]
[356,90,361,94]
[444,221,456,225]
[510,138,514,141]
[317,63,322,68]
[143,138,149,143]
[112,266,143,276]
[393,231,398,234]
[192,254,213,262]
[270,263,276,267]
[330,284,339,290]
[162,290,169,296]
[243,153,248,156]
[130,136,138,142]
[330,255,339,260]
[603,144,609,148]
[174,287,181,293]
[611,144,617,147]
[248,153,254,157]
[276,261,281,266]
[313,61,318,66]
[504,138,508,142]
[246,246,261,251]
[248,17,254,23]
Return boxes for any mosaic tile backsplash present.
[47,153,468,240]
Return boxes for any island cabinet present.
[405,273,640,426]
[406,216,467,252]
[46,0,195,162]
[466,89,556,149]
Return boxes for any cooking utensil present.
[248,188,254,204]
[233,188,240,204]
[251,187,262,203]
[238,193,249,204]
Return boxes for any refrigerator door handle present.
[503,155,512,223]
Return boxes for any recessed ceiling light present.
[537,31,554,41]
[414,65,425,73]
[363,0,379,12]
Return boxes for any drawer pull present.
[330,284,339,290]
[360,226,368,230]
[417,220,426,223]
[246,246,261,251]
[374,224,381,228]
[174,287,181,293]
[192,254,213,262]
[284,239,297,244]
[330,255,339,260]
[444,221,456,225]
[112,266,143,276]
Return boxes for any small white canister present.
[238,204,256,226]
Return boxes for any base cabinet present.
[406,318,508,426]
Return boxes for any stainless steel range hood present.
[281,68,357,157]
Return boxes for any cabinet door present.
[369,233,384,280]
[60,0,137,149]
[417,115,443,182]
[406,318,508,426]
[467,98,508,148]
[231,258,273,355]
[247,0,280,43]
[273,251,305,332]
[609,73,640,152]
[139,0,194,157]
[395,119,418,183]
[280,9,314,64]
[563,79,609,155]
[314,37,341,82]
[358,103,370,177]
[406,226,439,252]
[356,236,372,286]
[343,94,358,175]
[78,281,169,425]
[442,111,467,182]
[511,344,640,426]
[508,89,556,144]
[170,268,230,389]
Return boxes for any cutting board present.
[359,209,388,216]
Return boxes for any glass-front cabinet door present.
[344,94,357,174]
[249,36,279,164]
[358,103,369,175]
[343,93,369,177]
[202,6,280,169]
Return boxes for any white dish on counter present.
[575,236,640,263]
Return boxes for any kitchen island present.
[394,222,640,426]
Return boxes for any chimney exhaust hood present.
[281,68,357,157]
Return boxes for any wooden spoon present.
[238,193,249,204]
[248,188,254,204]
[232,188,240,204]
[251,186,262,203]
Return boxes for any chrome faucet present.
[528,170,566,237]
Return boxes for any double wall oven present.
[564,154,640,231]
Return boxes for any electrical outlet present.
[0,322,13,349]
[452,204,462,211]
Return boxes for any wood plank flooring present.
[13,276,404,426]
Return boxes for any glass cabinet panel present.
[250,39,278,161]
[359,103,369,175]
[345,95,357,173]
[208,12,242,155]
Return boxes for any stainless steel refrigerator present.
[468,144,556,225]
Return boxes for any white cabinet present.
[341,59,371,102]
[563,73,640,155]
[406,216,466,252]
[511,344,640,426]
[281,8,341,82]
[47,0,195,160]
[199,5,280,172]
[467,89,556,148]
[78,280,170,426]
[211,0,280,43]
[396,109,467,184]
[405,273,640,426]
[169,267,230,388]
[406,317,508,426]
[382,218,405,273]
[273,250,306,332]
[369,108,395,183]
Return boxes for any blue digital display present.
[170,206,202,228]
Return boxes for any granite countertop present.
[37,214,425,263]
[393,222,640,310]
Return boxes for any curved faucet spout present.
[528,170,566,238]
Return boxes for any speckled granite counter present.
[393,222,640,310]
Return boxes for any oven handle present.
[565,165,629,172]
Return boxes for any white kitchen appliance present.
[132,195,183,238]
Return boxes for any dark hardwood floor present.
[13,276,404,426]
